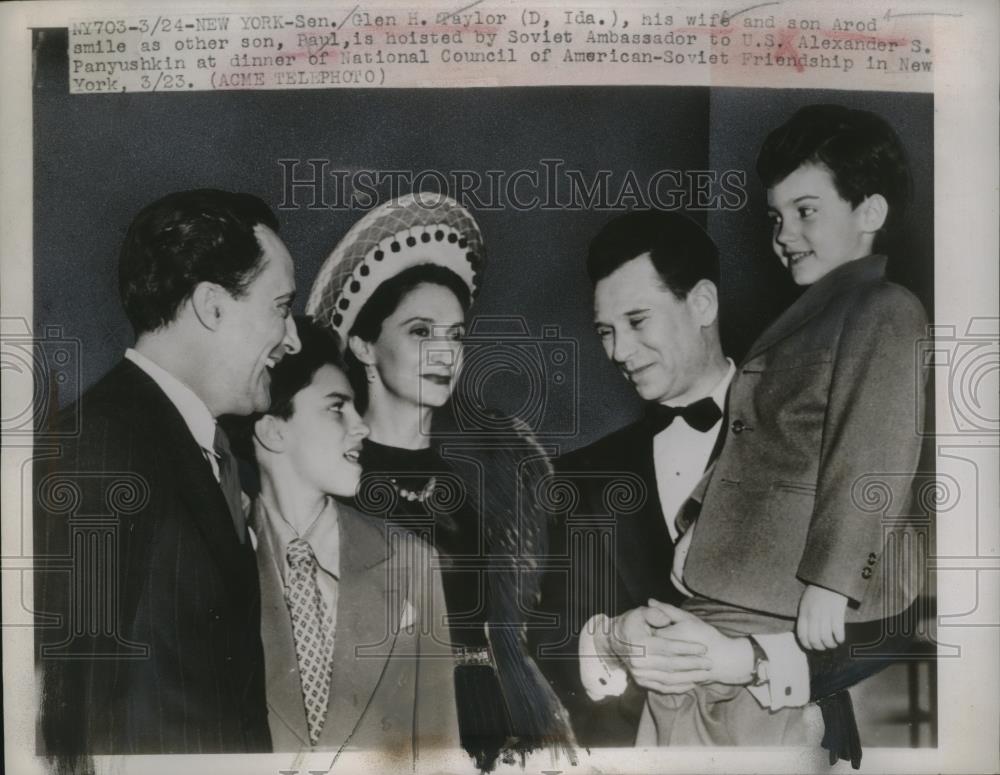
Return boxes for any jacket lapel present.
[121,360,251,603]
[319,502,400,752]
[746,255,888,361]
[254,505,311,746]
[613,423,673,604]
[614,410,728,604]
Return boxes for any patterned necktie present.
[285,537,335,745]
[213,425,246,543]
[646,396,723,434]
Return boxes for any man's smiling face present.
[216,224,301,415]
[593,253,714,406]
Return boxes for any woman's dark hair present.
[346,263,471,412]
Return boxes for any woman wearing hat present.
[307,193,574,771]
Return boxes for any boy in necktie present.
[235,318,459,759]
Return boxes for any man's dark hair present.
[586,210,720,298]
[346,263,471,412]
[756,104,911,227]
[118,188,280,335]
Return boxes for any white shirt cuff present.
[746,632,810,710]
[579,614,629,701]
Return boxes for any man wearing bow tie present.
[537,211,823,748]
[537,210,919,760]
[534,211,733,745]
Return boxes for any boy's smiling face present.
[766,162,881,286]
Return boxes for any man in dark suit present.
[35,189,301,756]
[535,211,915,759]
[536,211,734,746]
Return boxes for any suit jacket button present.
[868,553,878,565]
[861,567,872,579]
[731,419,746,434]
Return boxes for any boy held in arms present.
[639,105,929,746]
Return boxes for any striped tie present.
[213,425,246,543]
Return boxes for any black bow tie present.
[646,396,722,434]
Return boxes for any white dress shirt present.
[258,494,340,624]
[125,348,222,480]
[579,359,809,710]
[653,361,735,543]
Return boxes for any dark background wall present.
[33,30,932,451]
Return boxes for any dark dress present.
[353,433,575,771]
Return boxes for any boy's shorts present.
[635,596,824,747]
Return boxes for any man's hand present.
[594,602,713,694]
[796,584,848,650]
[646,601,756,688]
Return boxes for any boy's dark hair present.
[225,316,345,462]
[586,210,720,298]
[756,104,911,228]
[265,315,347,421]
[346,263,471,412]
[119,188,280,335]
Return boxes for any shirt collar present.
[125,348,217,453]
[257,494,341,583]
[660,358,735,412]
[710,358,737,409]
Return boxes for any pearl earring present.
[365,364,377,384]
